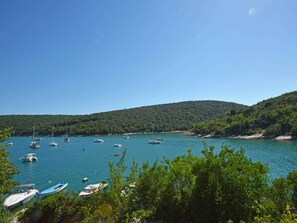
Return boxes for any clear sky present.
[1,0,296,115]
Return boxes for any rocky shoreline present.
[188,133,297,141]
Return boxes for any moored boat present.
[79,182,108,197]
[148,139,161,144]
[20,153,38,162]
[82,177,89,182]
[64,122,70,143]
[39,182,68,197]
[114,144,122,147]
[3,184,39,209]
[94,139,104,143]
[30,126,40,149]
[49,126,58,147]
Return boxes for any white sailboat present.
[49,126,58,147]
[29,126,40,149]
[64,122,70,143]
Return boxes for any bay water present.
[5,133,297,192]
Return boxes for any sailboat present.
[30,126,40,149]
[49,126,58,147]
[64,122,70,143]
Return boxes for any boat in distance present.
[49,126,58,147]
[64,122,70,143]
[20,153,37,162]
[39,182,68,197]
[79,182,108,197]
[94,139,104,142]
[30,126,40,149]
[30,141,40,149]
[148,139,161,144]
[3,184,39,209]
[114,143,122,147]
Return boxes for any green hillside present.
[192,91,297,137]
[0,100,245,136]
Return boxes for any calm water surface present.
[5,133,297,192]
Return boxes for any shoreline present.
[191,133,297,141]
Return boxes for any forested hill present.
[0,101,245,136]
[192,91,297,137]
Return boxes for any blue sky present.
[1,0,296,115]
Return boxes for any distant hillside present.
[192,91,297,137]
[0,101,246,136]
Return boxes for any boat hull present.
[39,183,68,197]
[4,189,39,209]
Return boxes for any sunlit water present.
[5,133,297,193]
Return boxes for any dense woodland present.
[0,101,245,136]
[192,91,297,137]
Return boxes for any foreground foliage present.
[0,101,245,136]
[19,144,297,222]
[0,129,19,223]
[192,91,297,137]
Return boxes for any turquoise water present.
[5,133,297,192]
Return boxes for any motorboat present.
[20,153,37,162]
[114,144,122,147]
[7,142,15,146]
[82,177,89,182]
[35,137,42,141]
[79,182,108,197]
[94,139,104,143]
[39,182,68,197]
[148,139,161,144]
[49,126,58,147]
[49,142,58,146]
[3,184,39,209]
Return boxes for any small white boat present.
[7,142,15,146]
[49,142,58,146]
[49,126,58,147]
[94,139,104,143]
[114,144,122,147]
[148,139,161,144]
[123,135,130,139]
[39,182,68,197]
[20,153,38,162]
[4,184,39,209]
[35,137,42,141]
[82,177,89,182]
[79,182,108,197]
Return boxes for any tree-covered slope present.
[192,91,297,137]
[0,100,245,136]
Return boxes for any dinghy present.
[39,182,68,197]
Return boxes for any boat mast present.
[32,126,35,141]
[51,126,54,143]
